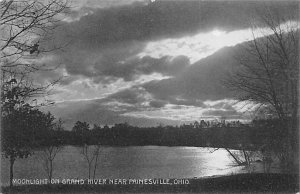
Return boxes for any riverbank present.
[2,173,298,193]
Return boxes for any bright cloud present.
[122,102,245,122]
[137,22,297,63]
[51,72,170,102]
[122,104,206,121]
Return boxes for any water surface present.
[1,146,246,186]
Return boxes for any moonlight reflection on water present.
[1,146,247,186]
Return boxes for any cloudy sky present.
[38,0,298,129]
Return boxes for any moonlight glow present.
[212,29,224,37]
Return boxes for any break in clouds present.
[40,0,298,128]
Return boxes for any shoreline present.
[2,173,299,193]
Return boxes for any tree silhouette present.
[1,1,68,186]
[1,0,68,58]
[224,7,298,171]
[1,103,56,187]
[1,0,68,107]
[72,121,90,144]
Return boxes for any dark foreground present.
[2,173,299,194]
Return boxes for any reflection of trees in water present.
[208,147,273,173]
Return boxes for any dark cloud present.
[142,46,238,102]
[95,44,244,109]
[51,43,189,83]
[54,41,145,79]
[104,70,207,109]
[45,1,297,80]
[93,55,189,82]
[107,87,147,105]
[43,99,183,129]
[167,97,204,107]
[40,1,298,126]
[45,39,262,126]
[135,55,189,76]
[149,100,166,108]
[61,1,297,45]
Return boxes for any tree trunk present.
[49,159,53,183]
[243,150,250,166]
[88,163,91,179]
[289,115,298,172]
[225,148,242,165]
[9,156,15,187]
[281,117,298,173]
[93,150,100,179]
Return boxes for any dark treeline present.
[51,119,286,150]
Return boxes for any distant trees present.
[224,6,298,171]
[72,121,91,144]
[68,120,255,148]
[73,121,90,133]
[193,120,210,128]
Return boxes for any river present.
[1,146,252,186]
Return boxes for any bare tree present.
[40,119,64,183]
[73,122,103,179]
[80,144,102,179]
[1,0,68,104]
[41,145,62,183]
[226,149,258,173]
[209,147,257,173]
[224,7,298,171]
[1,0,68,58]
[1,0,68,187]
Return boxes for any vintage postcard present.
[1,0,299,193]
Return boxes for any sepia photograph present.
[0,0,299,193]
